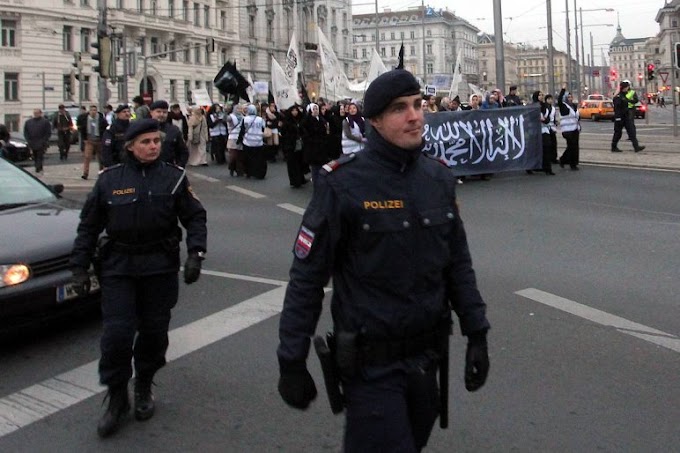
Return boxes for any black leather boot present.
[97,384,130,438]
[134,377,155,421]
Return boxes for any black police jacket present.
[159,121,189,168]
[101,119,129,167]
[277,128,490,365]
[70,157,207,277]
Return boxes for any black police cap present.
[123,118,160,142]
[363,69,422,118]
[115,104,130,114]
[149,100,169,111]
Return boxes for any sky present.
[352,0,664,64]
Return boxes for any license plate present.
[56,275,100,303]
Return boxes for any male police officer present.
[101,104,131,167]
[70,119,207,438]
[277,69,490,452]
[149,100,189,167]
[612,81,645,152]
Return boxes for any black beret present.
[115,104,130,114]
[509,85,518,91]
[149,100,169,110]
[124,118,159,142]
[363,69,421,118]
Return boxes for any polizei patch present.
[294,225,316,259]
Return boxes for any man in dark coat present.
[101,104,131,167]
[149,100,189,167]
[23,108,52,173]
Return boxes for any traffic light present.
[91,35,113,79]
[647,63,655,81]
[610,69,617,80]
[675,42,680,70]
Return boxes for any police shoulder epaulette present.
[321,153,357,174]
[98,163,122,174]
[422,152,450,167]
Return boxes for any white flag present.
[366,48,388,86]
[285,32,301,85]
[317,26,352,101]
[271,56,298,110]
[449,46,463,98]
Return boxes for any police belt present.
[109,237,179,255]
[359,328,445,366]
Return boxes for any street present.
[1,146,679,451]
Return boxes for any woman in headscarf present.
[530,90,556,175]
[341,102,366,155]
[206,103,227,164]
[239,104,267,179]
[280,104,308,188]
[264,101,282,162]
[557,84,581,170]
[301,103,330,186]
[325,102,345,160]
[226,103,245,176]
[187,108,209,166]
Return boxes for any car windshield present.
[0,158,57,208]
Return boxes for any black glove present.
[71,268,91,297]
[465,331,490,392]
[184,252,203,284]
[278,361,317,410]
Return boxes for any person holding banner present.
[557,86,581,171]
[277,69,490,452]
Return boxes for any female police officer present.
[70,119,207,438]
[277,69,490,452]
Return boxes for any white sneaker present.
[456,178,464,185]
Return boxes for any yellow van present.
[578,100,614,121]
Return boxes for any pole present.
[422,0,426,83]
[375,0,379,53]
[672,37,677,137]
[579,8,586,95]
[565,0,571,89]
[573,0,580,101]
[546,0,556,96]
[122,35,128,102]
[41,72,46,111]
[143,56,148,95]
[493,0,505,91]
[78,65,83,107]
[590,32,594,94]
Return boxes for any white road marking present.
[0,270,329,438]
[226,185,267,199]
[277,203,306,215]
[187,172,220,183]
[515,288,680,354]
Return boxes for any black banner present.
[422,105,543,176]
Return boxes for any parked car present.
[45,106,80,145]
[635,102,647,119]
[578,100,615,121]
[1,132,31,163]
[0,157,99,336]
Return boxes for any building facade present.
[351,7,480,89]
[0,0,353,130]
[654,0,680,102]
[609,25,649,96]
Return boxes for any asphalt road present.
[1,157,678,452]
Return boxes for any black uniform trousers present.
[57,130,71,159]
[612,116,640,149]
[343,356,440,453]
[541,132,556,173]
[560,130,580,168]
[99,272,178,387]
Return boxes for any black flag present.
[396,42,405,70]
[214,61,250,103]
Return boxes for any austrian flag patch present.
[294,226,316,259]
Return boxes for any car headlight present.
[0,264,31,287]
[8,140,27,148]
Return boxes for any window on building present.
[371,34,375,41]
[267,19,273,42]
[63,74,73,100]
[151,37,159,55]
[390,47,395,56]
[220,48,228,65]
[426,63,433,74]
[194,3,200,25]
[250,50,256,70]
[115,0,123,8]
[426,30,431,37]
[183,44,190,62]
[249,15,255,38]
[353,49,357,59]
[194,46,201,64]
[220,11,227,30]
[380,47,385,57]
[361,48,366,58]
[137,0,144,14]
[342,12,347,29]
[426,44,432,55]
[206,81,213,99]
[170,79,177,101]
[169,40,176,61]
[1,19,17,47]
[184,79,191,102]
[169,0,174,18]
[182,1,189,21]
[195,80,201,90]
[390,32,394,40]
[362,35,366,42]
[205,47,210,65]
[204,6,210,27]
[63,26,73,51]
[151,0,158,15]
[81,75,90,101]
[380,32,385,41]
[138,37,146,56]
[80,0,89,6]
[410,31,415,40]
[4,114,19,132]
[400,32,404,40]
[80,28,90,53]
